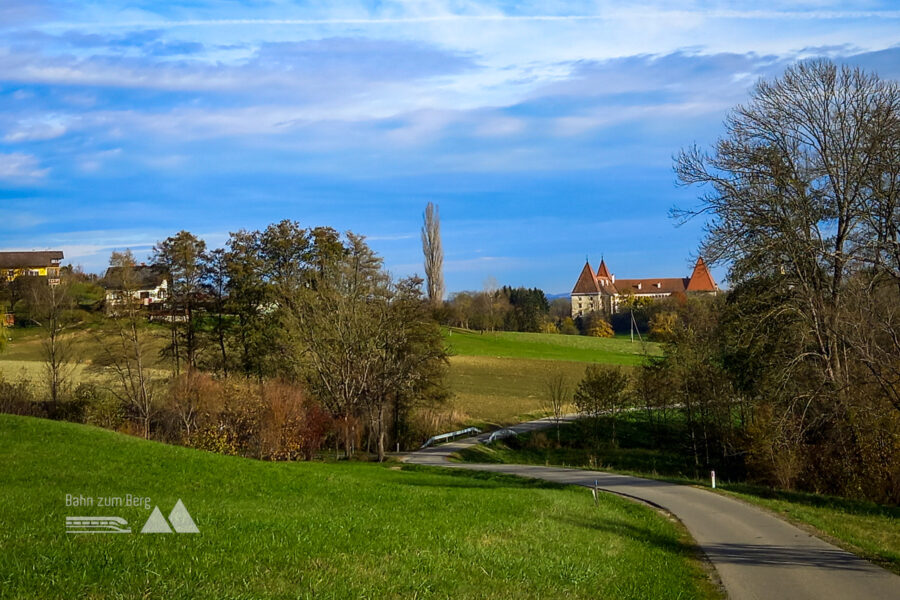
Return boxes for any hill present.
[445,329,659,366]
[0,415,715,599]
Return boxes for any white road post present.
[711,470,716,489]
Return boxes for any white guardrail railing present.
[486,428,519,444]
[420,427,482,449]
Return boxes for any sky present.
[1,1,899,294]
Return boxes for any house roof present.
[572,261,601,294]
[615,277,690,295]
[686,257,718,292]
[101,265,168,290]
[0,251,64,269]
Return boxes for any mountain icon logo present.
[140,499,199,534]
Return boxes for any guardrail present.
[486,428,519,444]
[420,427,482,449]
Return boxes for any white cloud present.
[0,152,48,179]
[3,118,67,142]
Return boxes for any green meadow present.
[444,328,659,365]
[0,415,718,599]
[442,329,658,425]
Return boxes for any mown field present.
[456,414,900,575]
[0,415,718,599]
[444,329,657,425]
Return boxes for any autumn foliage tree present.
[673,59,900,500]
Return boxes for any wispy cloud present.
[0,152,48,179]
[3,118,67,142]
[41,9,900,30]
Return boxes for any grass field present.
[0,415,718,599]
[1,326,654,427]
[447,356,583,425]
[445,328,659,365]
[441,329,659,425]
[455,415,900,575]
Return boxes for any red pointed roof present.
[596,259,611,280]
[686,257,717,292]
[572,261,601,294]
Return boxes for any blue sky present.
[2,1,899,294]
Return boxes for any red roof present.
[572,261,601,294]
[686,257,717,292]
[596,259,611,280]
[572,256,718,298]
[615,278,689,295]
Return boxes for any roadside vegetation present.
[0,414,719,600]
[456,414,900,575]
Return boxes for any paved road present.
[405,417,900,600]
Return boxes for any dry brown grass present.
[446,355,607,426]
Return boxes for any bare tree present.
[674,59,900,412]
[421,202,445,307]
[544,371,569,442]
[95,250,160,439]
[29,278,76,403]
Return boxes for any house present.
[571,257,718,318]
[101,264,169,308]
[0,251,64,285]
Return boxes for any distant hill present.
[545,292,569,300]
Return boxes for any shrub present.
[539,320,559,334]
[586,319,614,338]
[258,380,331,460]
[80,383,125,430]
[0,378,42,417]
[649,311,678,342]
[558,317,579,335]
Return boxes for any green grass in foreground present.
[455,415,900,575]
[0,415,717,599]
[444,328,659,366]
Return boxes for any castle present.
[571,257,718,318]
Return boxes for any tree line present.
[1,222,447,461]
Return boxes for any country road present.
[405,417,900,600]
